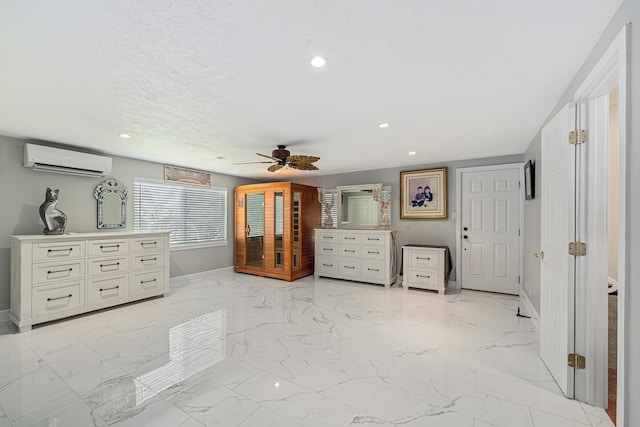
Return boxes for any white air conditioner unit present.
[24,143,112,177]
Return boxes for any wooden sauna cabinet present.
[234,182,320,281]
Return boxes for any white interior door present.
[540,103,575,398]
[460,167,521,294]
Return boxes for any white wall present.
[0,136,256,310]
[296,153,524,284]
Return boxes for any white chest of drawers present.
[402,245,449,294]
[314,229,397,288]
[10,231,170,332]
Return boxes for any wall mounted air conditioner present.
[24,143,112,177]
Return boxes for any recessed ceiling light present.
[409,151,416,155]
[378,123,390,128]
[310,56,327,68]
[118,133,131,139]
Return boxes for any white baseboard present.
[171,266,234,286]
[520,290,540,332]
[0,309,8,323]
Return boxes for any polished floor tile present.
[0,270,615,426]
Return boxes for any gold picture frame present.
[400,167,448,219]
[164,165,212,187]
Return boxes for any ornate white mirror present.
[95,179,127,229]
[336,183,391,229]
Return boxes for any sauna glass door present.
[245,192,264,268]
[274,191,284,269]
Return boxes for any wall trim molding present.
[170,266,234,286]
[520,291,540,333]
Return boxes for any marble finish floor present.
[0,270,615,426]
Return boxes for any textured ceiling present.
[0,1,622,179]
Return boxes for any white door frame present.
[455,163,524,292]
[573,25,628,420]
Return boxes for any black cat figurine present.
[39,188,68,235]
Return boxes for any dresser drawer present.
[339,260,361,277]
[318,244,338,256]
[316,256,338,275]
[316,231,338,242]
[408,250,441,268]
[32,242,85,261]
[362,261,385,280]
[407,267,440,289]
[87,255,130,276]
[87,274,129,306]
[339,245,361,258]
[87,240,130,256]
[339,234,361,245]
[32,260,84,285]
[132,253,164,270]
[32,281,83,318]
[131,269,164,296]
[362,247,385,260]
[362,234,385,246]
[132,237,165,252]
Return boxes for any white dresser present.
[402,245,450,294]
[314,229,397,288]
[10,231,170,332]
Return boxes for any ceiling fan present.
[235,145,320,172]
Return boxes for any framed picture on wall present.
[524,160,535,200]
[400,167,448,219]
[164,165,212,187]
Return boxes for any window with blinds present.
[134,179,227,248]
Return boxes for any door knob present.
[534,251,544,259]
[463,235,468,239]
[463,226,468,231]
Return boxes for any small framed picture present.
[400,167,448,219]
[524,160,534,200]
[164,165,212,187]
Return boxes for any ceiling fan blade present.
[267,164,283,173]
[288,162,318,171]
[233,161,275,165]
[257,152,279,161]
[289,155,320,164]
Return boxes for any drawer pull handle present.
[141,257,157,262]
[345,237,356,240]
[140,278,157,284]
[47,294,72,302]
[100,244,120,251]
[416,257,431,260]
[47,268,72,275]
[367,268,380,272]
[100,262,120,268]
[47,248,73,253]
[323,236,334,239]
[344,266,356,269]
[141,242,157,247]
[367,238,380,241]
[322,263,333,267]
[323,248,333,251]
[99,286,120,292]
[416,274,431,279]
[368,251,380,255]
[344,250,356,253]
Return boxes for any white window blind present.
[134,179,227,248]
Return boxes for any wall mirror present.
[95,178,127,228]
[337,183,391,229]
